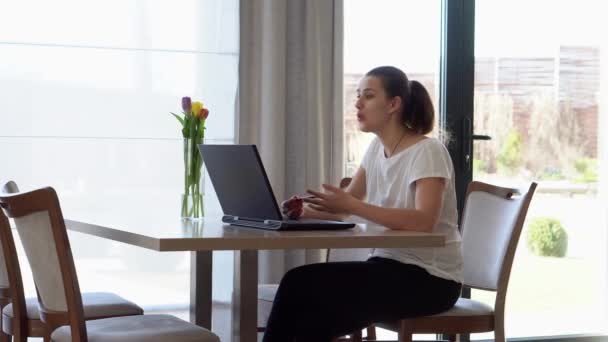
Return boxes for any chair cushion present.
[257,284,278,328]
[437,298,494,317]
[79,292,144,318]
[2,297,41,320]
[376,298,494,331]
[51,314,219,342]
[3,292,143,321]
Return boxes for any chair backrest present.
[461,180,536,313]
[0,182,20,290]
[0,211,10,290]
[0,181,30,338]
[0,187,87,341]
[0,181,20,290]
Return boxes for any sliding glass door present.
[345,0,608,340]
[471,0,607,338]
[343,1,442,339]
[343,0,442,177]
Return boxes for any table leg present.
[233,250,258,342]
[190,250,213,329]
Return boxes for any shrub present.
[538,167,566,181]
[473,159,487,175]
[526,217,568,257]
[526,95,586,178]
[473,92,514,174]
[496,129,522,176]
[573,158,598,183]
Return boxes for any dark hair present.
[366,66,435,134]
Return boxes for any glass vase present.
[181,137,205,220]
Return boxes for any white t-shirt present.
[360,137,463,283]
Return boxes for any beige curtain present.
[237,0,344,283]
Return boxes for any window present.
[0,0,238,317]
[343,0,441,176]
[343,1,441,339]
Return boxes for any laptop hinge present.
[263,219,282,225]
[222,215,282,229]
[222,215,265,223]
[222,215,239,223]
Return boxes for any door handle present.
[463,119,492,171]
[472,134,491,140]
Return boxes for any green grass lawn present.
[473,253,604,309]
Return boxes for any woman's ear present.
[389,96,403,115]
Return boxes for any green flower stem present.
[182,135,204,220]
[173,107,207,220]
[181,138,190,217]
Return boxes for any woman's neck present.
[377,125,416,158]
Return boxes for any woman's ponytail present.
[403,80,434,134]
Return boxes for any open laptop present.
[198,144,355,231]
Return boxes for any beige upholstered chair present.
[0,186,219,342]
[0,181,144,342]
[370,181,537,342]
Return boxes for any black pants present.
[262,257,462,342]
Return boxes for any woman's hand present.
[281,195,345,221]
[302,202,346,221]
[281,195,304,219]
[304,184,358,215]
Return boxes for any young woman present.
[263,66,463,342]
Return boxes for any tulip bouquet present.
[171,97,210,220]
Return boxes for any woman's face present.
[355,76,399,133]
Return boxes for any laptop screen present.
[198,144,283,221]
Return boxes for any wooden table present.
[65,216,445,342]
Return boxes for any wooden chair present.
[369,181,537,342]
[0,186,219,342]
[0,181,145,342]
[257,177,376,341]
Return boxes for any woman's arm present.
[352,177,445,231]
[294,168,367,221]
[345,167,366,200]
[306,177,445,232]
[300,168,366,221]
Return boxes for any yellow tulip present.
[191,101,203,117]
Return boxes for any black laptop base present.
[222,215,355,231]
